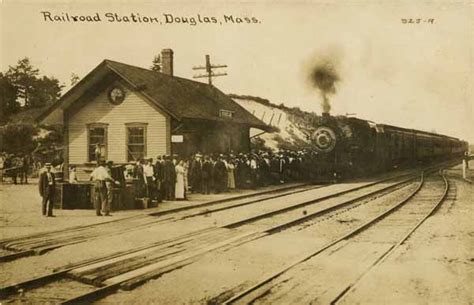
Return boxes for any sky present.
[1,0,473,142]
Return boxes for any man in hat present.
[134,159,146,198]
[162,156,176,200]
[90,159,119,216]
[154,156,164,202]
[202,155,214,194]
[213,155,227,193]
[38,163,55,217]
[189,153,203,194]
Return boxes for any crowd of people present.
[0,152,32,184]
[123,149,326,203]
[2,149,328,218]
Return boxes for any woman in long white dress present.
[175,160,186,200]
[227,160,236,190]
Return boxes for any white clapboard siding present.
[68,83,170,164]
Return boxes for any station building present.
[39,49,269,179]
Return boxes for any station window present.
[219,109,234,119]
[88,124,108,162]
[126,123,147,162]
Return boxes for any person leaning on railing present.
[89,159,120,216]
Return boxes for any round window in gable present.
[108,86,125,105]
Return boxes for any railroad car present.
[310,113,468,179]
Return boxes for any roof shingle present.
[104,60,268,129]
[39,59,269,131]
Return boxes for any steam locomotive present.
[311,113,468,178]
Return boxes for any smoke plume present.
[309,58,340,113]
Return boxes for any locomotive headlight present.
[312,127,337,152]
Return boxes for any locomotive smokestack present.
[321,112,330,124]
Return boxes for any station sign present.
[171,135,184,143]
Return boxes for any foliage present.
[0,73,20,123]
[33,124,64,165]
[251,137,271,152]
[150,55,162,72]
[2,57,64,122]
[273,134,313,151]
[0,122,38,154]
[0,122,63,164]
[5,58,39,108]
[70,73,80,86]
[228,93,271,106]
[29,76,63,108]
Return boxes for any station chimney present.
[161,49,174,76]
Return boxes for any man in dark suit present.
[154,156,164,202]
[189,154,203,193]
[38,163,55,217]
[162,156,176,200]
[201,156,213,194]
[134,159,146,199]
[213,156,227,193]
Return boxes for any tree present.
[5,58,39,108]
[0,122,38,154]
[251,137,271,152]
[70,73,80,86]
[0,72,20,123]
[33,125,64,165]
[5,57,63,109]
[0,122,64,165]
[150,55,162,72]
[30,76,63,108]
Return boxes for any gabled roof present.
[39,59,269,130]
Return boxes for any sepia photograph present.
[0,0,473,304]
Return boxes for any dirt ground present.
[1,162,472,304]
[0,180,295,240]
[338,163,474,305]
[0,181,304,287]
[94,179,421,305]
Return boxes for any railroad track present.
[2,160,454,263]
[0,183,321,261]
[0,170,413,262]
[0,171,423,304]
[222,170,449,305]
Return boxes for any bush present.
[0,122,63,164]
[33,125,64,164]
[250,137,268,152]
[0,122,37,154]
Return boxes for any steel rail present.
[0,168,441,304]
[67,177,412,288]
[0,172,418,303]
[53,174,422,304]
[3,161,445,252]
[9,158,445,248]
[222,174,417,229]
[68,173,418,278]
[0,183,320,259]
[222,172,426,305]
[0,171,414,261]
[0,182,311,247]
[330,170,450,305]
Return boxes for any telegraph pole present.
[192,55,227,85]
